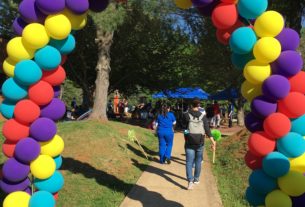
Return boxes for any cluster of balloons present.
[175,0,305,206]
[1,0,110,207]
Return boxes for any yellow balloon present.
[265,190,292,207]
[278,171,305,197]
[175,0,192,9]
[45,14,72,40]
[290,152,305,173]
[30,155,56,179]
[3,58,17,77]
[22,23,50,49]
[241,81,262,102]
[63,9,87,30]
[3,191,30,207]
[244,60,271,85]
[40,134,65,157]
[254,11,284,37]
[6,37,35,62]
[254,37,281,63]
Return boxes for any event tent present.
[152,87,210,99]
[209,88,239,100]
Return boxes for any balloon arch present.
[1,0,305,206]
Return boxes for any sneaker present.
[187,182,194,190]
[194,179,200,184]
[165,158,171,164]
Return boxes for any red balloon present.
[2,140,17,158]
[61,55,67,65]
[245,151,263,170]
[42,65,66,86]
[14,100,40,124]
[278,92,305,118]
[29,81,54,106]
[263,113,291,139]
[248,131,276,157]
[53,192,59,200]
[2,119,30,142]
[216,20,243,45]
[289,71,305,94]
[212,3,238,29]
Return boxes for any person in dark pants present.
[183,99,216,190]
[156,105,176,164]
[228,100,234,128]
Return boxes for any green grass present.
[0,120,158,206]
[207,129,250,207]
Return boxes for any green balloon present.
[211,129,222,141]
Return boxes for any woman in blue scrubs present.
[156,105,176,164]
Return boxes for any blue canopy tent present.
[209,88,239,100]
[152,87,210,99]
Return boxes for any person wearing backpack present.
[155,104,176,164]
[183,99,216,190]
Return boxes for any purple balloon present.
[245,112,264,133]
[14,138,41,164]
[2,158,30,183]
[89,0,109,12]
[41,98,66,121]
[292,193,305,207]
[24,187,32,195]
[251,96,277,118]
[12,17,28,36]
[66,0,89,14]
[36,0,65,15]
[272,51,303,77]
[53,86,61,98]
[30,118,57,142]
[276,28,300,51]
[0,177,31,194]
[18,0,46,23]
[197,0,219,16]
[262,75,291,101]
[192,0,214,7]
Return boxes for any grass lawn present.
[0,120,158,206]
[207,129,251,207]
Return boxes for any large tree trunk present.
[237,97,245,127]
[89,30,114,120]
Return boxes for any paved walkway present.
[120,133,223,207]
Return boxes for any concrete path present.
[120,133,223,207]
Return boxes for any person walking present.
[183,99,216,190]
[228,100,234,128]
[155,104,176,164]
[212,101,221,128]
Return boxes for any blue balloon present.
[14,60,42,86]
[34,45,61,71]
[2,78,28,102]
[34,171,64,193]
[49,34,76,55]
[245,187,266,206]
[230,27,257,54]
[231,52,254,70]
[263,152,290,178]
[291,115,305,136]
[238,0,268,19]
[249,170,277,195]
[277,132,305,158]
[0,99,16,119]
[54,155,62,170]
[29,191,55,207]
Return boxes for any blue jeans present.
[157,131,174,163]
[186,146,204,182]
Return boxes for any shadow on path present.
[131,158,187,190]
[62,157,184,207]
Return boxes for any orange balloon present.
[2,140,17,158]
[221,0,238,3]
[212,3,238,29]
